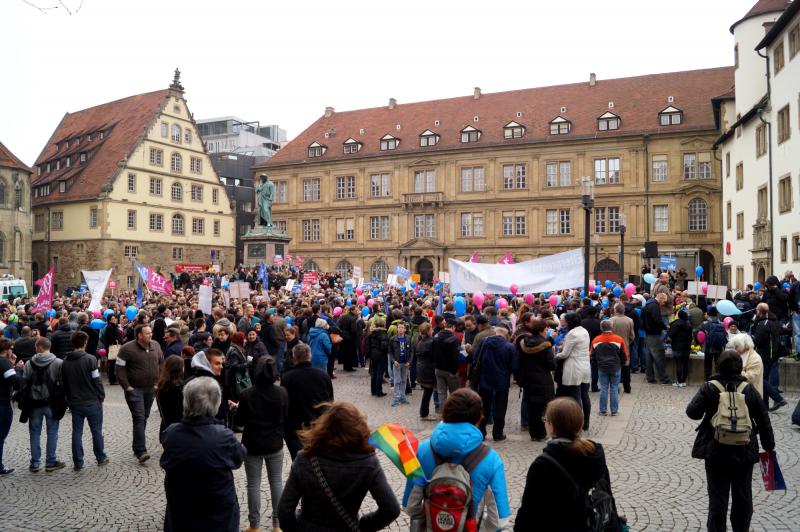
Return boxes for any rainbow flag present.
[369,423,426,483]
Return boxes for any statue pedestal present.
[242,226,291,266]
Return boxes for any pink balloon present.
[473,292,485,309]
[723,316,733,329]
[588,283,596,293]
[548,295,558,307]
[524,293,535,305]
[702,284,709,295]
[509,284,519,296]
[696,330,706,344]
[333,306,342,317]
[367,298,375,307]
[356,287,364,295]
[625,283,636,296]
[357,295,366,305]
[497,297,509,309]
[92,309,102,318]
[97,348,107,357]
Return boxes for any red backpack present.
[423,445,490,532]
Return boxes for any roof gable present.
[0,141,31,173]
[263,67,734,168]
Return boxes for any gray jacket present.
[22,352,63,402]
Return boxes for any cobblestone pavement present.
[2,369,798,531]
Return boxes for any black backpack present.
[467,341,487,391]
[540,453,624,532]
[703,321,727,352]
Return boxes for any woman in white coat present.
[727,333,764,397]
[555,312,592,431]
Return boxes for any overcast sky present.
[2,0,757,165]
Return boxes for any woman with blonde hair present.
[727,333,764,397]
[277,401,400,531]
[515,397,618,531]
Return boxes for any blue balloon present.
[604,280,612,289]
[346,298,352,306]
[47,309,56,319]
[90,318,105,330]
[580,290,585,298]
[372,289,380,298]
[435,282,443,291]
[418,289,424,297]
[103,309,114,320]
[602,299,609,308]
[361,307,370,318]
[783,282,790,290]
[754,282,762,291]
[409,281,417,289]
[543,292,549,298]
[613,286,622,297]
[125,305,138,321]
[594,285,602,293]
[643,273,656,285]
[716,299,741,316]
[285,316,293,326]
[453,296,467,317]
[401,286,407,294]
[695,266,704,277]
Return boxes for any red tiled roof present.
[263,67,734,169]
[31,89,170,206]
[0,141,31,173]
[730,0,790,33]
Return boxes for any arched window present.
[172,213,184,235]
[370,260,390,281]
[171,124,181,143]
[0,233,5,264]
[170,182,183,202]
[335,260,352,277]
[15,183,22,209]
[0,179,6,206]
[304,260,319,272]
[688,198,708,232]
[170,153,182,173]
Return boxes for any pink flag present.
[469,252,480,263]
[147,268,173,294]
[33,265,55,313]
[498,251,514,265]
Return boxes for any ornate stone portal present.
[242,173,291,266]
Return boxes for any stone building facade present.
[30,71,235,289]
[258,68,733,284]
[0,141,33,282]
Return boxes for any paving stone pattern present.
[2,370,799,531]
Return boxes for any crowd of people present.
[0,263,799,531]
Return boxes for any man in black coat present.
[432,322,460,403]
[280,343,333,460]
[581,306,602,391]
[686,350,774,532]
[49,317,74,359]
[337,305,359,372]
[751,303,788,411]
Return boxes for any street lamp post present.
[619,213,626,285]
[593,234,600,282]
[581,176,595,295]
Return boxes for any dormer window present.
[99,131,105,140]
[380,134,399,151]
[419,129,439,147]
[597,112,620,131]
[503,121,525,139]
[80,152,88,163]
[343,138,362,154]
[659,106,682,126]
[549,116,571,135]
[460,125,481,143]
[308,141,327,158]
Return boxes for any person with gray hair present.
[727,333,764,398]
[160,377,245,532]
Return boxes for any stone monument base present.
[242,226,291,266]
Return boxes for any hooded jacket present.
[515,334,555,398]
[514,440,612,531]
[432,329,460,374]
[403,422,510,528]
[22,352,63,403]
[62,349,105,405]
[307,327,332,369]
[556,326,591,386]
[185,351,227,423]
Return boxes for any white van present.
[0,279,28,301]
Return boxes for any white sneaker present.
[672,382,680,387]
[680,382,687,388]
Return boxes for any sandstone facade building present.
[30,71,235,289]
[258,68,733,284]
[0,141,33,282]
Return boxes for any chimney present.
[473,87,481,99]
[389,98,397,109]
[324,106,334,118]
[589,73,596,87]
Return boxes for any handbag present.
[309,455,360,531]
[330,332,344,345]
[108,344,121,361]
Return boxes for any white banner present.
[449,248,584,295]
[198,284,212,315]
[82,269,113,311]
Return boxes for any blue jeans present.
[28,406,59,467]
[0,402,12,470]
[371,356,387,396]
[392,364,409,404]
[71,402,106,467]
[275,341,286,375]
[636,335,650,371]
[599,369,621,414]
[792,313,800,355]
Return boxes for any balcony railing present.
[402,191,444,208]
[752,219,771,252]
